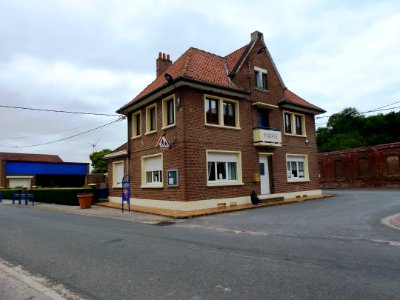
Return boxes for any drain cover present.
[155,220,175,226]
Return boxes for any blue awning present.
[5,162,87,175]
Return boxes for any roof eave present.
[104,150,128,160]
[117,77,250,115]
[279,100,326,115]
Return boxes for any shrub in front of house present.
[1,188,94,206]
[1,187,108,205]
[31,188,93,205]
[0,189,20,200]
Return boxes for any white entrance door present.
[259,156,270,195]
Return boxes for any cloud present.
[1,0,399,162]
[279,4,400,120]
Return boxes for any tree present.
[327,107,364,134]
[89,149,112,174]
[317,107,400,153]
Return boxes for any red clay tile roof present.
[112,143,128,153]
[120,36,324,115]
[224,45,247,74]
[0,152,63,163]
[121,47,245,109]
[281,89,325,113]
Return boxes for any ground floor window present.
[112,161,124,188]
[207,151,242,185]
[286,155,309,182]
[141,154,163,188]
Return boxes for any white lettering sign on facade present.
[263,131,279,141]
[253,128,282,147]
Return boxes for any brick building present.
[108,31,325,211]
[318,142,400,188]
[0,152,89,188]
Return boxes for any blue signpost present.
[121,175,130,213]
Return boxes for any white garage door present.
[8,178,31,189]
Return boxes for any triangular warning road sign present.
[156,135,170,148]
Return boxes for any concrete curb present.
[389,213,400,229]
[381,213,400,230]
[97,194,336,219]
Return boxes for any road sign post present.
[121,175,130,213]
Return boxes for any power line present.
[0,104,120,117]
[316,100,400,120]
[363,100,400,113]
[0,119,113,141]
[0,116,125,148]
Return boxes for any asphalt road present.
[0,189,399,299]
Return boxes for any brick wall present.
[318,142,400,188]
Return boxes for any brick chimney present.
[156,52,172,77]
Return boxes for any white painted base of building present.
[109,189,322,211]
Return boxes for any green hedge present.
[0,188,93,206]
[32,188,93,205]
[1,188,109,205]
[0,189,20,200]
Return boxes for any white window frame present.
[204,95,240,129]
[206,150,243,186]
[254,66,268,91]
[141,153,163,188]
[132,110,141,139]
[286,154,309,182]
[162,95,176,129]
[112,161,124,188]
[283,111,306,137]
[146,104,157,134]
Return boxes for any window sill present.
[131,135,141,140]
[145,130,157,136]
[207,181,244,187]
[254,88,270,93]
[112,186,122,189]
[287,178,310,183]
[205,124,241,130]
[284,133,308,138]
[141,184,163,189]
[161,124,176,130]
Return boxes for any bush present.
[0,189,20,200]
[33,188,94,205]
[1,187,108,205]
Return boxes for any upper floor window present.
[223,101,236,127]
[284,111,306,136]
[205,98,219,124]
[257,108,270,129]
[254,67,268,90]
[162,95,175,128]
[132,111,141,138]
[146,104,157,134]
[205,96,240,128]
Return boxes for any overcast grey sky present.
[1,0,399,163]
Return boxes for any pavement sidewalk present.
[3,195,399,229]
[0,200,173,224]
[0,194,334,221]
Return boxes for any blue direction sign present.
[121,175,130,213]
